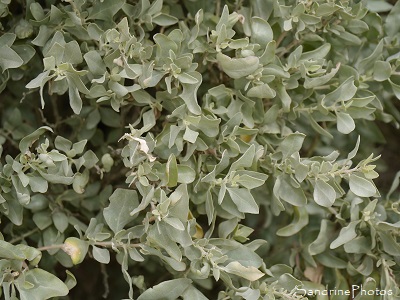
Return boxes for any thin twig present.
[276,31,288,47]
[37,244,64,251]
[95,241,141,248]
[216,0,221,17]
[0,130,19,150]
[9,228,40,244]
[278,39,302,58]
[101,264,110,298]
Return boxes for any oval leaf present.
[313,180,336,207]
[349,174,376,197]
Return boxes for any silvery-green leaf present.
[227,188,259,214]
[365,0,393,12]
[183,126,199,143]
[309,220,335,255]
[179,71,202,115]
[52,211,69,233]
[251,17,273,45]
[153,13,179,26]
[147,225,182,261]
[0,45,24,71]
[313,180,336,207]
[137,279,192,300]
[163,217,185,231]
[83,50,106,76]
[337,112,355,134]
[68,83,82,115]
[275,175,307,206]
[177,165,196,184]
[82,150,99,168]
[347,136,360,160]
[247,83,276,98]
[304,64,339,89]
[29,175,48,193]
[277,133,305,159]
[373,61,391,82]
[216,52,259,79]
[73,171,89,194]
[349,174,376,197]
[330,221,360,249]
[16,269,69,300]
[88,0,125,21]
[223,261,264,281]
[229,144,255,172]
[166,154,178,187]
[92,245,110,264]
[276,206,308,236]
[103,189,139,233]
[378,232,400,256]
[181,285,208,300]
[19,126,53,153]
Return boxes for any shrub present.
[1,0,400,299]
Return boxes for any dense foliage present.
[1,0,400,299]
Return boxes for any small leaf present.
[0,45,24,71]
[82,150,99,168]
[227,188,259,214]
[275,175,307,206]
[223,261,264,281]
[309,220,335,255]
[330,221,359,249]
[83,50,107,76]
[177,165,196,184]
[365,0,393,12]
[68,84,83,114]
[217,52,259,79]
[19,126,53,153]
[181,285,208,300]
[347,136,360,160]
[373,61,391,82]
[337,112,355,134]
[276,206,309,236]
[0,240,25,260]
[137,278,192,300]
[247,83,276,98]
[183,127,199,143]
[163,217,185,231]
[314,180,336,207]
[72,171,89,194]
[52,211,69,233]
[64,270,77,290]
[16,269,69,300]
[229,144,255,172]
[103,189,139,233]
[88,0,126,21]
[277,133,305,159]
[349,174,376,197]
[378,232,400,256]
[153,13,179,26]
[29,176,48,193]
[92,245,110,264]
[251,17,273,45]
[166,154,178,187]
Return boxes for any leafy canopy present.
[0,0,400,299]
